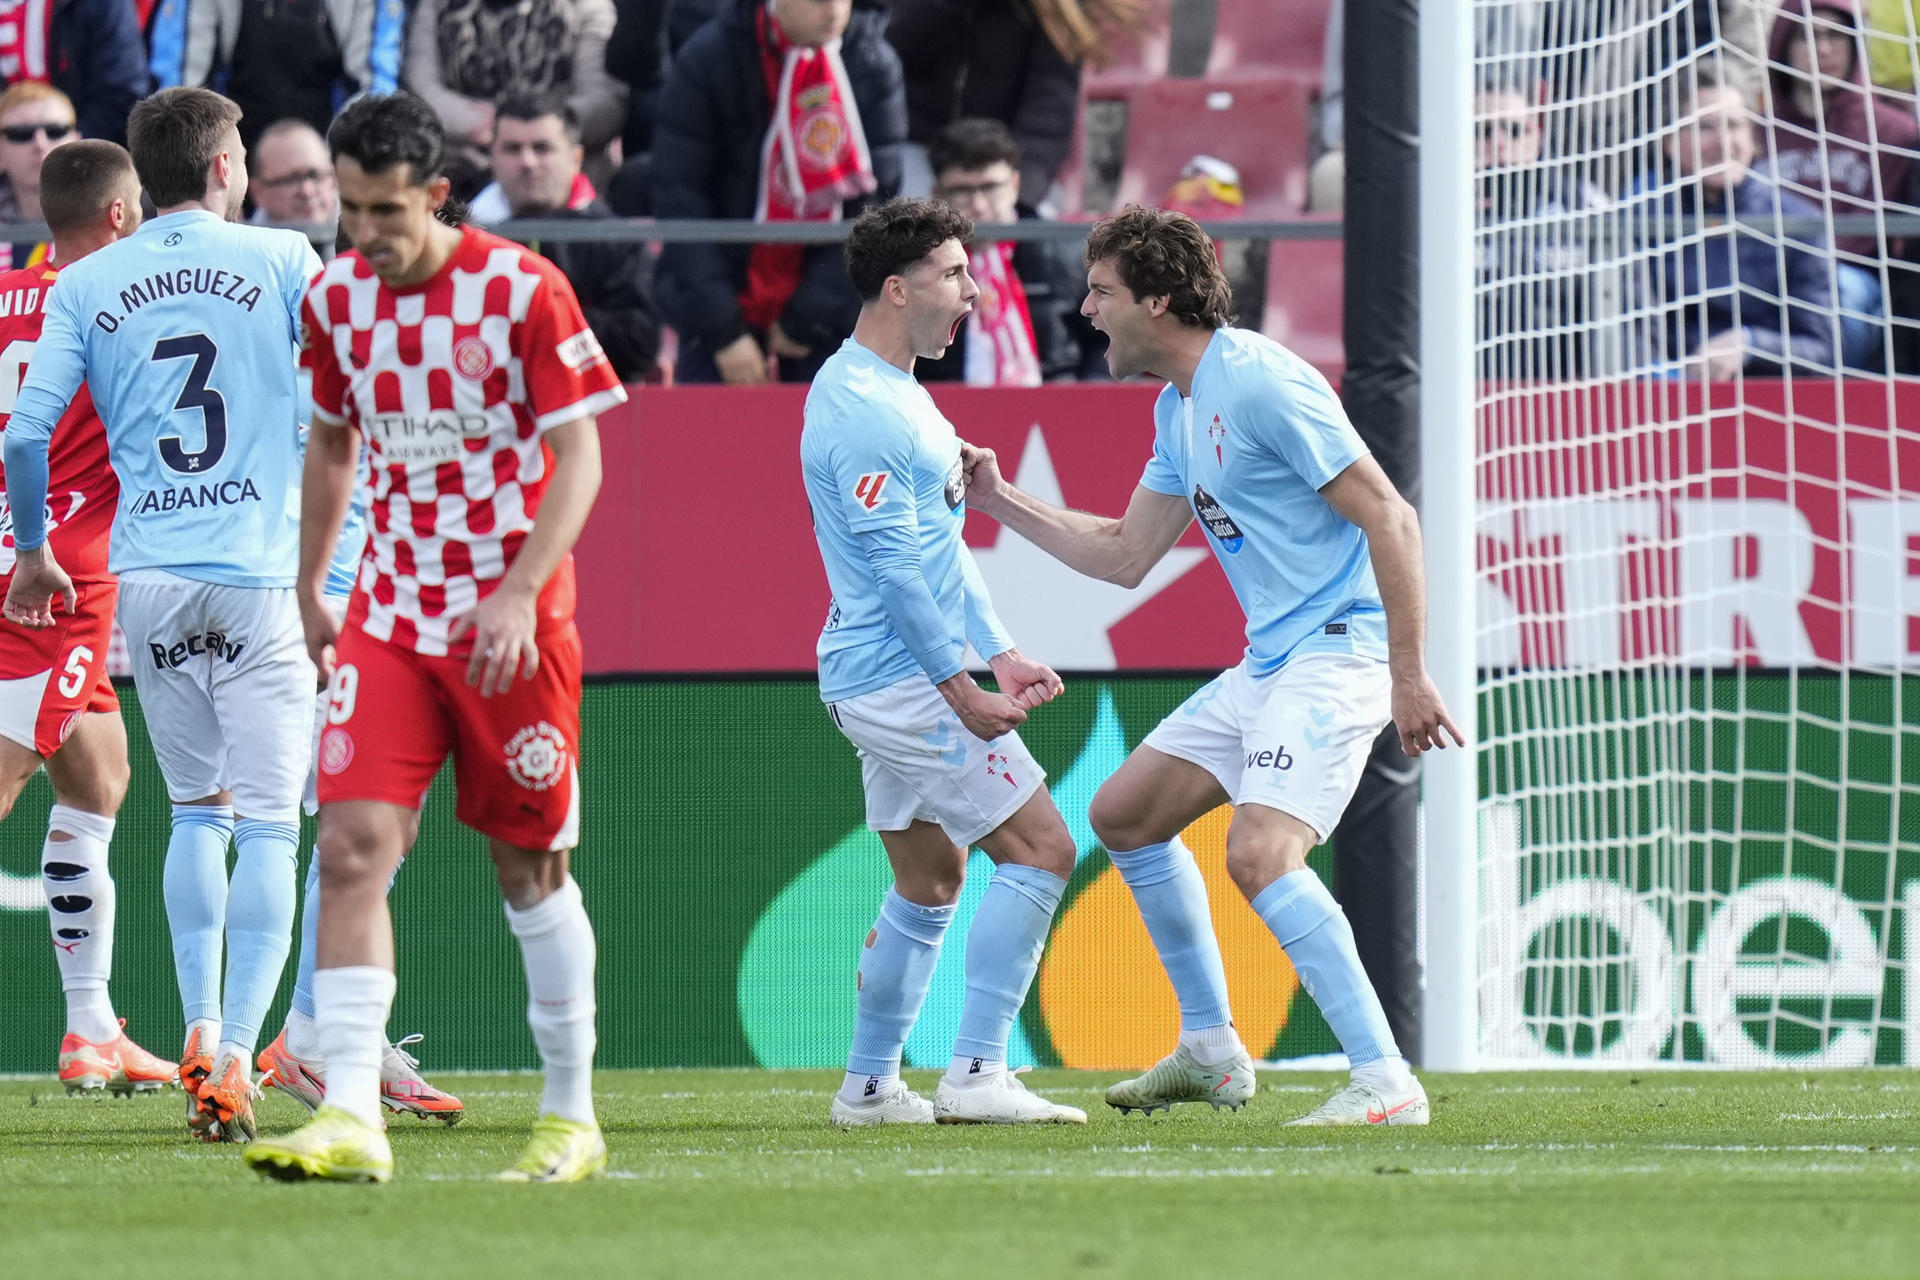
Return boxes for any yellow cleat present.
[495,1115,607,1183]
[244,1106,393,1184]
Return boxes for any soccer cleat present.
[935,1068,1087,1125]
[379,1034,464,1125]
[829,1080,936,1128]
[257,1030,327,1114]
[495,1115,607,1183]
[179,1026,215,1132]
[244,1105,393,1184]
[195,1051,259,1144]
[58,1022,176,1096]
[1285,1076,1430,1127]
[1105,1044,1257,1115]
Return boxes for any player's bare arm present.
[961,441,1194,586]
[1319,454,1466,757]
[449,415,604,698]
[298,415,363,681]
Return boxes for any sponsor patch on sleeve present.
[854,472,888,510]
[555,329,607,372]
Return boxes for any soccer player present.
[960,206,1463,1126]
[802,197,1085,1128]
[0,141,173,1097]
[245,92,623,1185]
[3,87,325,1144]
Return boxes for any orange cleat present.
[178,1026,215,1133]
[257,1029,326,1114]
[195,1052,258,1144]
[380,1035,464,1126]
[58,1021,176,1097]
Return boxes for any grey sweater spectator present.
[405,0,626,190]
[487,95,660,382]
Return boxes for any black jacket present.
[524,200,663,383]
[651,0,905,354]
[887,0,1081,199]
[917,213,1104,383]
[46,0,149,145]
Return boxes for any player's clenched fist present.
[989,647,1064,711]
[959,441,1008,514]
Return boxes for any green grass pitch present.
[2,1069,1916,1279]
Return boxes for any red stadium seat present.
[1208,0,1331,76]
[1113,78,1312,218]
[1261,227,1345,374]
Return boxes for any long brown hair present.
[1028,0,1155,69]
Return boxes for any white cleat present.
[1285,1075,1430,1127]
[830,1080,936,1128]
[935,1068,1087,1125]
[1105,1044,1256,1115]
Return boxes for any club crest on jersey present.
[1193,485,1245,554]
[453,335,495,380]
[505,722,569,791]
[318,727,354,775]
[1208,415,1227,466]
[854,472,888,510]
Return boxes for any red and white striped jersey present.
[302,226,626,655]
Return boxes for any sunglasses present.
[2,122,73,144]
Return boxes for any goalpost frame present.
[1417,0,1481,1072]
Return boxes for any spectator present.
[921,116,1100,384]
[0,82,76,269]
[651,0,904,383]
[0,0,145,145]
[1764,0,1919,369]
[1643,65,1837,377]
[405,0,626,197]
[248,118,337,259]
[482,94,660,381]
[1476,81,1608,379]
[148,0,405,150]
[887,0,1145,205]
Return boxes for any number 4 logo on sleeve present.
[853,472,889,510]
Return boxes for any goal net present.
[1464,0,1920,1066]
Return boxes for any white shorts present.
[118,569,317,820]
[303,595,351,816]
[829,675,1046,849]
[1143,652,1391,841]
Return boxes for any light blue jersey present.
[6,211,320,587]
[803,338,1014,703]
[1140,327,1386,674]
[297,422,370,598]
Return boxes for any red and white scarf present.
[753,3,875,222]
[965,243,1041,387]
[0,0,51,83]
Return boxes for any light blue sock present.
[163,804,233,1026]
[1107,839,1233,1029]
[291,846,321,1020]
[1251,869,1398,1068]
[845,890,954,1079]
[951,864,1067,1065]
[219,818,301,1056]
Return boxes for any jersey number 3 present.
[151,334,228,474]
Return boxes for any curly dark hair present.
[1083,205,1233,329]
[844,197,975,301]
[327,92,447,186]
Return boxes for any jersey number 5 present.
[151,334,228,474]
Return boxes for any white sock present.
[1351,1055,1414,1094]
[504,878,597,1125]
[944,1054,1005,1086]
[185,1016,221,1056]
[43,806,120,1042]
[838,1070,896,1104]
[214,1040,253,1076]
[283,1007,322,1059]
[314,966,394,1128]
[1179,1022,1245,1066]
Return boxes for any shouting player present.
[246,93,623,1185]
[4,87,325,1143]
[960,206,1462,1126]
[0,141,172,1096]
[803,197,1084,1128]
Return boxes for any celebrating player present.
[245,92,623,1185]
[960,206,1463,1126]
[3,88,324,1144]
[802,197,1085,1128]
[0,141,173,1097]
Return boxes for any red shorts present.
[0,576,119,757]
[314,621,583,850]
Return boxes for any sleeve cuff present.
[534,385,629,433]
